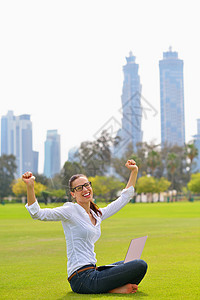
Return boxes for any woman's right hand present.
[22,171,35,187]
[125,159,138,172]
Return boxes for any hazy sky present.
[0,0,199,173]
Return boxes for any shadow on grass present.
[58,291,148,299]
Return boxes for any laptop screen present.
[124,236,148,263]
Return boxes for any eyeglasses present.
[71,181,92,192]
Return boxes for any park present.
[0,200,199,299]
[0,140,200,298]
[1,1,200,298]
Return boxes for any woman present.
[22,159,147,294]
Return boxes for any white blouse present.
[25,186,134,277]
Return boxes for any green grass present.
[0,201,199,299]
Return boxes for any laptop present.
[97,236,148,271]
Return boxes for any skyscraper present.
[1,110,38,177]
[159,47,185,147]
[44,130,61,178]
[116,51,143,156]
[68,146,79,162]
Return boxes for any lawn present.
[0,201,199,300]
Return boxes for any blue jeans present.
[69,259,148,294]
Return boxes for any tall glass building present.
[116,51,143,156]
[44,130,61,178]
[159,47,185,147]
[68,146,79,162]
[1,111,38,177]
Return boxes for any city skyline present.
[0,45,199,173]
[1,111,38,177]
[44,129,61,178]
[1,83,199,177]
[159,48,185,147]
[116,51,143,156]
[0,1,199,173]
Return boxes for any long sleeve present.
[25,200,72,221]
[100,186,134,221]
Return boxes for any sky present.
[0,0,200,173]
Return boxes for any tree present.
[167,152,179,190]
[135,175,170,202]
[113,140,190,192]
[136,175,156,202]
[158,143,189,191]
[185,142,198,165]
[155,177,171,201]
[33,173,50,186]
[50,189,67,202]
[12,178,27,197]
[187,173,200,193]
[78,130,116,177]
[112,143,142,182]
[135,141,161,177]
[89,176,110,200]
[34,182,47,197]
[0,155,17,201]
[136,175,156,194]
[147,150,161,176]
[89,175,124,202]
[185,141,198,174]
[106,177,125,201]
[12,179,47,198]
[50,173,65,190]
[41,190,52,205]
[40,189,67,204]
[135,142,148,175]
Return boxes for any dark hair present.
[69,174,102,216]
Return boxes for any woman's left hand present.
[125,159,138,172]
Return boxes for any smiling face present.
[70,176,93,205]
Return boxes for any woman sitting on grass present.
[22,159,147,294]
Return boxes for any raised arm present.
[22,171,36,206]
[100,159,138,220]
[125,159,138,189]
[22,171,71,222]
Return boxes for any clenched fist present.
[125,159,138,172]
[22,171,35,186]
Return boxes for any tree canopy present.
[136,175,171,195]
[187,173,200,193]
[89,175,124,202]
[136,175,156,194]
[78,130,116,177]
[0,155,17,200]
[12,179,47,197]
